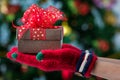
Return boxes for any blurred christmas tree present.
[62,0,117,57]
[0,0,120,80]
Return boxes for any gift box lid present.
[17,26,63,40]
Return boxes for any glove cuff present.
[76,50,97,78]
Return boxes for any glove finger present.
[6,47,62,71]
[37,48,81,66]
[7,47,38,67]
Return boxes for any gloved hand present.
[7,44,97,78]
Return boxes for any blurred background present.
[0,0,120,80]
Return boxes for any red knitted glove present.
[6,44,97,78]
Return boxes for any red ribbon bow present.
[14,4,66,40]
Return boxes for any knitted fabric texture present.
[6,44,97,78]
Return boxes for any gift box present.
[17,27,63,53]
[13,4,66,53]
